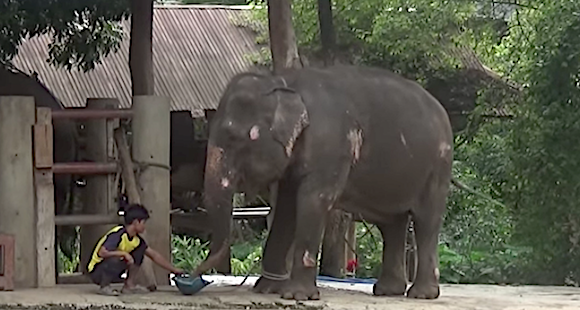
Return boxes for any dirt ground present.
[0,281,579,310]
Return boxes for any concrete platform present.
[0,276,579,310]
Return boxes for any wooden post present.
[113,127,158,289]
[320,209,351,278]
[131,95,171,285]
[80,99,119,274]
[34,107,56,287]
[0,96,37,288]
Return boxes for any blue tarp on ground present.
[316,275,377,284]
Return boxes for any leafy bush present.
[172,233,264,275]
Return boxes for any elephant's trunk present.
[193,143,233,276]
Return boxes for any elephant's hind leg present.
[373,213,410,296]
[406,173,448,299]
[253,179,297,295]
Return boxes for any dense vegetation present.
[44,0,580,286]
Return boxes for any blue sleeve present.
[138,235,148,250]
[101,230,122,251]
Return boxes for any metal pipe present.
[55,214,123,226]
[51,109,133,120]
[53,162,118,175]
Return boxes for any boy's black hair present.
[124,203,150,225]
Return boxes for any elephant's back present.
[292,65,453,211]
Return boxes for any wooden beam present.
[52,162,118,175]
[55,214,122,226]
[34,107,56,288]
[51,109,133,120]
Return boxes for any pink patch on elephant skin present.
[250,125,260,140]
[302,250,316,268]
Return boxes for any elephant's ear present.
[267,87,309,157]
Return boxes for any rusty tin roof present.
[10,5,265,114]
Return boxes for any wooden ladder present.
[0,234,14,291]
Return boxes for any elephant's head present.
[192,72,309,276]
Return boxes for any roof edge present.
[153,4,257,10]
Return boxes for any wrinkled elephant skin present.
[198,65,453,301]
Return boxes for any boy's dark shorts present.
[89,246,146,286]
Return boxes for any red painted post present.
[0,234,15,291]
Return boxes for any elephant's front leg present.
[253,179,297,294]
[280,186,339,301]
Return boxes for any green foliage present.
[497,1,580,285]
[0,0,130,72]
[172,233,264,275]
[353,223,382,278]
[57,245,79,274]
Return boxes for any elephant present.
[0,66,79,259]
[189,64,453,301]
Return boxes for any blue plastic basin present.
[172,274,212,295]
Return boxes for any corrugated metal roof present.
[10,5,265,114]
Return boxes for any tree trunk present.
[127,0,157,289]
[267,0,302,74]
[317,0,336,65]
[320,209,351,278]
[130,0,154,96]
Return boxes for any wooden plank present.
[0,234,15,291]
[34,107,56,288]
[34,108,53,169]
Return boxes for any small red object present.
[346,258,358,273]
[0,234,15,291]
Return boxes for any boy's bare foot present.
[98,286,120,296]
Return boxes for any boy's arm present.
[98,247,132,261]
[98,231,133,263]
[145,247,183,274]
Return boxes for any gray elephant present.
[193,65,453,301]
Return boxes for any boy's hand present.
[123,253,135,265]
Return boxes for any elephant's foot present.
[406,282,440,299]
[373,278,407,296]
[280,279,320,301]
[253,276,287,295]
